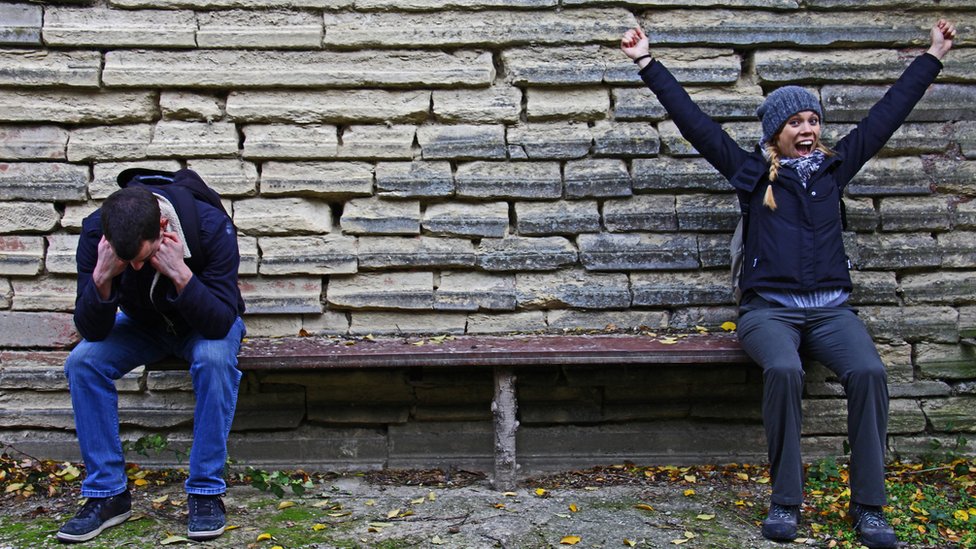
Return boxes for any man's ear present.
[159,215,168,232]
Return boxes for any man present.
[58,169,246,543]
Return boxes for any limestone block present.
[258,234,357,275]
[957,121,976,159]
[0,350,70,391]
[148,121,238,158]
[804,398,925,435]
[603,194,677,232]
[0,202,61,234]
[922,397,976,432]
[526,88,608,122]
[847,157,931,197]
[301,311,350,336]
[916,343,976,380]
[876,343,913,384]
[338,125,416,160]
[842,196,879,233]
[238,314,302,338]
[228,90,429,124]
[91,160,181,200]
[0,4,41,45]
[697,234,731,269]
[939,232,976,268]
[958,305,976,338]
[503,45,611,86]
[515,200,600,236]
[633,157,727,193]
[44,234,79,275]
[0,89,156,124]
[612,87,669,121]
[237,276,322,314]
[466,311,546,334]
[243,124,338,159]
[849,270,898,305]
[236,235,258,276]
[185,159,259,197]
[858,305,958,344]
[357,0,556,8]
[11,277,76,311]
[901,272,976,306]
[824,83,976,124]
[160,92,224,122]
[930,160,976,196]
[349,311,467,335]
[660,120,757,156]
[0,236,44,276]
[341,198,420,236]
[456,161,561,199]
[67,124,151,162]
[547,309,668,332]
[591,121,659,158]
[60,203,95,232]
[261,161,373,198]
[44,8,196,47]
[676,193,739,232]
[879,196,951,232]
[579,233,699,271]
[0,49,101,87]
[417,124,506,160]
[0,278,9,308]
[432,87,521,123]
[197,10,321,49]
[358,236,475,270]
[516,269,630,309]
[234,197,332,235]
[632,270,732,306]
[422,201,508,238]
[670,306,738,329]
[104,49,494,88]
[328,271,434,310]
[376,162,454,198]
[0,162,87,203]
[0,311,77,347]
[435,271,516,311]
[322,8,634,48]
[0,126,68,160]
[112,0,353,7]
[0,392,77,429]
[564,158,632,199]
[853,233,941,270]
[507,122,592,159]
[881,123,957,155]
[476,236,577,272]
[955,201,976,230]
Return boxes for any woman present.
[621,19,956,549]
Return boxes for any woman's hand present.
[621,27,651,64]
[927,19,956,60]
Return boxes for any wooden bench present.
[153,332,752,490]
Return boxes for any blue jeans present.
[64,312,245,498]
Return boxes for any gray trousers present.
[737,302,889,507]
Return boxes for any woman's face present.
[775,110,821,158]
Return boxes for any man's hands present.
[150,231,193,293]
[92,228,193,300]
[92,236,128,300]
[621,27,652,68]
[927,19,957,60]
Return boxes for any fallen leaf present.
[634,503,654,512]
[133,478,149,487]
[502,492,518,497]
[256,533,273,541]
[431,535,446,545]
[411,497,426,505]
[312,523,327,531]
[660,337,678,345]
[272,546,284,549]
[387,508,401,519]
[160,535,191,545]
[953,509,970,521]
[671,539,688,545]
[736,472,749,481]
[683,489,696,497]
[696,514,715,521]
[535,488,548,497]
[569,504,579,513]
[152,495,169,504]
[721,321,737,331]
[683,475,697,483]
[560,535,581,545]
[278,501,295,510]
[428,491,437,501]
[623,540,636,547]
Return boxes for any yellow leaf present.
[954,509,970,521]
[272,546,284,549]
[694,325,708,333]
[569,504,579,513]
[623,540,637,547]
[411,340,425,346]
[684,532,696,539]
[363,499,374,506]
[535,488,548,496]
[660,337,678,345]
[696,514,715,521]
[494,503,506,509]
[257,533,273,541]
[683,475,696,483]
[634,503,654,512]
[736,472,749,481]
[560,535,582,545]
[502,492,518,497]
[683,489,695,497]
[153,495,169,504]
[721,321,737,331]
[327,511,351,517]
[387,508,401,519]
[225,525,239,531]
[278,501,295,510]
[312,523,328,531]
[160,535,191,545]
[411,497,426,505]
[133,478,149,487]
[4,483,23,493]
[431,536,446,545]
[428,491,437,501]
[671,539,688,545]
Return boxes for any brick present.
[564,159,632,198]
[56,205,89,233]
[185,159,258,197]
[261,161,373,198]
[0,202,60,234]
[515,200,600,236]
[0,163,87,202]
[0,4,41,45]
[376,162,454,198]
[962,306,976,339]
[0,312,77,348]
[939,232,976,268]
[236,235,258,276]
[676,194,740,232]
[477,236,577,272]
[579,233,699,270]
[417,125,506,160]
[91,160,181,200]
[504,45,613,86]
[432,86,521,124]
[697,234,732,269]
[11,277,76,311]
[878,343,913,384]
[930,160,976,196]
[357,0,556,8]
[916,343,976,380]
[0,48,99,88]
[824,83,976,123]
[103,49,494,88]
[880,196,951,232]
[958,121,976,159]
[44,234,79,275]
[147,121,238,158]
[258,235,357,275]
[632,270,732,306]
[456,161,561,199]
[349,311,467,335]
[659,120,757,156]
[340,197,420,235]
[922,397,976,433]
[466,311,546,333]
[238,314,302,338]
[234,197,332,235]
[612,87,669,121]
[603,194,676,232]
[591,121,659,158]
[339,125,416,160]
[526,88,608,122]
[0,90,156,124]
[0,351,70,391]
[44,8,196,47]
[547,309,668,332]
[880,122,958,155]
[112,0,352,7]
[330,271,433,310]
[853,233,941,270]
[846,157,931,197]
[228,90,429,124]
[0,236,44,276]
[358,236,475,270]
[435,271,516,311]
[237,276,322,314]
[858,305,958,344]
[2,278,11,308]
[242,124,337,159]
[301,311,350,336]
[516,269,630,309]
[670,306,738,329]
[197,9,321,49]
[633,157,728,192]
[842,196,879,232]
[804,398,925,435]
[160,92,224,122]
[233,390,306,430]
[67,124,151,162]
[322,8,635,48]
[849,270,898,305]
[955,201,976,230]
[901,272,976,306]
[0,126,68,160]
[422,201,508,238]
[507,122,592,159]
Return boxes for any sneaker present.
[187,494,226,541]
[56,490,132,543]
[850,503,898,549]
[761,502,799,541]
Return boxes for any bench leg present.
[491,366,519,491]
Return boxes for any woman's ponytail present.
[764,144,779,210]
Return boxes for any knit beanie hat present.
[756,86,823,145]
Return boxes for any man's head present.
[101,187,163,266]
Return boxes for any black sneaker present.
[850,503,898,549]
[56,490,132,543]
[187,494,226,541]
[761,502,799,541]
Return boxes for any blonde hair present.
[763,142,833,211]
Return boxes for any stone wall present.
[0,1,974,471]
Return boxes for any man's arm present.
[74,214,123,341]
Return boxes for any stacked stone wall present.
[0,1,974,469]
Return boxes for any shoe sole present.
[187,525,225,541]
[56,511,132,543]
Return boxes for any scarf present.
[780,149,826,188]
[149,193,191,302]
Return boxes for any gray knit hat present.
[756,86,823,145]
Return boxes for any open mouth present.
[796,140,814,156]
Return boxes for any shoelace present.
[73,497,104,519]
[857,508,890,529]
[191,496,223,516]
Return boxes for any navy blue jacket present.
[75,188,245,341]
[640,53,943,294]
